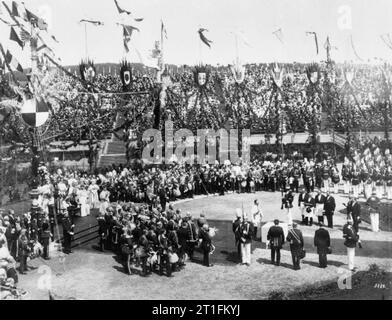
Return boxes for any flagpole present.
[235,32,239,61]
[84,23,88,58]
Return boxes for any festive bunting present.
[11,1,27,20]
[198,28,212,48]
[10,26,24,48]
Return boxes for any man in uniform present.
[314,189,326,226]
[366,190,381,232]
[349,196,362,248]
[199,224,214,267]
[343,218,358,272]
[239,215,254,266]
[62,211,74,254]
[303,191,315,226]
[97,212,109,252]
[267,219,285,266]
[314,223,331,268]
[342,164,351,194]
[286,223,304,270]
[232,211,242,261]
[298,188,306,224]
[281,190,294,226]
[321,161,330,193]
[324,191,336,228]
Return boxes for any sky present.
[1,0,392,68]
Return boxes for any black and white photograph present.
[0,0,391,303]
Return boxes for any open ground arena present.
[14,191,392,300]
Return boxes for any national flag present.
[19,27,31,42]
[5,49,23,72]
[11,1,27,20]
[306,31,319,54]
[0,4,15,26]
[122,24,140,53]
[25,9,48,31]
[161,20,168,40]
[198,28,212,48]
[10,26,24,48]
[114,0,143,23]
[80,19,104,26]
[273,28,284,44]
[114,0,131,15]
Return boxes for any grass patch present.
[267,264,391,300]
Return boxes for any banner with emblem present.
[306,63,320,85]
[119,59,132,91]
[79,59,97,84]
[193,64,210,88]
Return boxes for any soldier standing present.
[366,190,381,232]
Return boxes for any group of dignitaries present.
[232,181,382,272]
[96,203,216,277]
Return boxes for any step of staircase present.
[98,154,127,167]
[106,141,126,154]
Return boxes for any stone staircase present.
[97,112,128,168]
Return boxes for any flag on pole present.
[80,19,104,26]
[25,8,48,31]
[306,31,319,54]
[121,24,140,53]
[19,27,31,42]
[10,26,24,48]
[114,0,143,21]
[0,4,15,26]
[11,1,27,20]
[161,20,168,40]
[198,28,212,48]
[114,0,131,15]
[273,28,284,44]
[5,49,23,72]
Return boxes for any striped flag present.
[5,49,23,72]
[19,27,31,42]
[11,1,27,20]
[10,26,24,48]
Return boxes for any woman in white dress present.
[78,185,91,217]
[88,179,100,209]
[99,186,110,215]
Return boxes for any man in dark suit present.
[232,212,242,261]
[286,223,304,270]
[185,214,198,261]
[62,212,74,254]
[315,189,326,226]
[314,224,331,268]
[199,224,214,267]
[350,196,362,248]
[324,191,336,228]
[267,219,285,266]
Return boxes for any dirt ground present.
[14,191,392,300]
